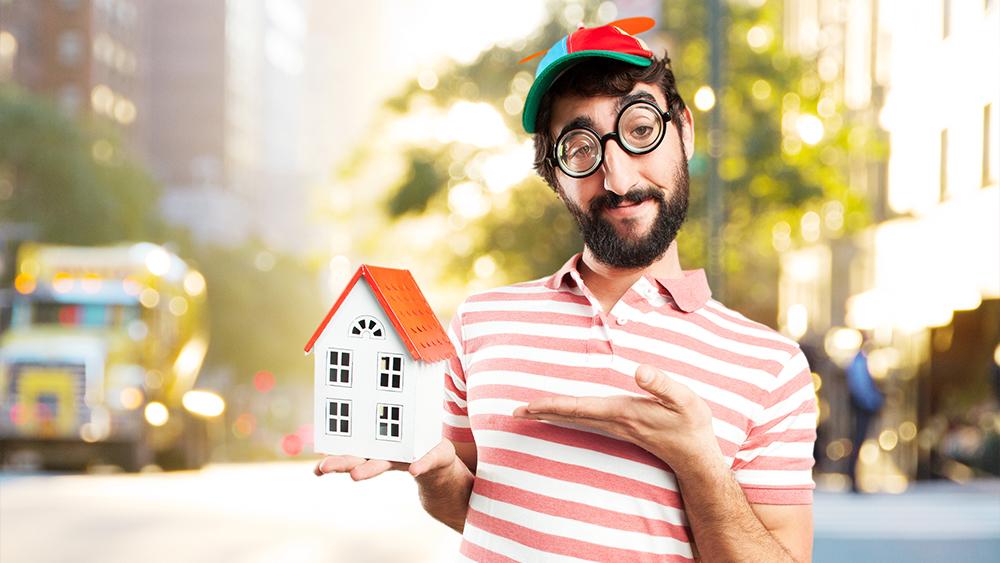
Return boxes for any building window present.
[350,315,385,339]
[377,353,404,391]
[326,399,351,436]
[939,128,949,201]
[376,404,402,441]
[327,348,351,386]
[984,104,995,187]
[57,31,83,66]
[57,85,82,114]
[942,0,951,38]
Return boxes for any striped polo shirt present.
[442,253,818,562]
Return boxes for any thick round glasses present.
[553,100,672,179]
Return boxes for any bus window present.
[28,302,140,329]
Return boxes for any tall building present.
[779,0,1000,489]
[144,0,227,189]
[145,0,251,247]
[0,0,147,149]
[149,0,330,252]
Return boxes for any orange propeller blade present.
[607,16,656,35]
[518,49,549,64]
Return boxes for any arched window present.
[350,315,385,339]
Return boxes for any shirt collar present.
[543,253,583,290]
[544,253,713,313]
[648,269,712,313]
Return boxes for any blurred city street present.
[2,464,998,563]
[1,0,999,561]
[0,463,461,563]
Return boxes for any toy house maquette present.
[304,265,455,462]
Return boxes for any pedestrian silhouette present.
[845,337,884,493]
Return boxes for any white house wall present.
[312,277,417,461]
[413,359,446,460]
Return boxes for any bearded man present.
[317,18,817,563]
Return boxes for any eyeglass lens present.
[556,102,666,177]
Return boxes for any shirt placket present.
[568,271,616,360]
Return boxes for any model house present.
[304,264,455,463]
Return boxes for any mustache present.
[588,186,665,214]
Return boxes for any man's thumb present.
[636,364,670,396]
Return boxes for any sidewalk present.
[813,479,1000,562]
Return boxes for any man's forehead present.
[549,84,666,134]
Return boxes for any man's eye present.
[630,125,653,138]
[569,144,593,160]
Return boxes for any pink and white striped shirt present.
[442,253,817,562]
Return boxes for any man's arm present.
[675,456,812,562]
[514,364,815,562]
[411,440,476,532]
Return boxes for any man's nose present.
[600,140,640,196]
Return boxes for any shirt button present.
[616,316,628,326]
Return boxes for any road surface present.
[1,463,997,562]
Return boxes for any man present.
[317,18,817,562]
[845,332,884,493]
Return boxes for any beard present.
[561,157,689,269]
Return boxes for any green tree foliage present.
[662,0,875,321]
[0,86,163,243]
[190,242,318,386]
[0,85,315,391]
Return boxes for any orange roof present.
[304,264,455,363]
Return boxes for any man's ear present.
[680,106,695,161]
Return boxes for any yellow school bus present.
[0,242,216,470]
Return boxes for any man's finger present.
[516,411,622,437]
[635,365,682,405]
[349,458,408,481]
[514,395,618,420]
[314,455,366,476]
[409,439,456,477]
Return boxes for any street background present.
[1,0,998,562]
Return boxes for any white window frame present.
[326,398,351,436]
[375,403,402,442]
[350,315,386,339]
[376,353,404,392]
[326,348,352,387]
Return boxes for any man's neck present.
[578,241,683,313]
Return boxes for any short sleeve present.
[441,309,473,443]
[732,348,818,505]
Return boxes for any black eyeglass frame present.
[551,100,673,179]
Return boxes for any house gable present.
[304,264,455,363]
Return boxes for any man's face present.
[548,83,693,269]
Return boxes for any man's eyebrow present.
[614,91,658,115]
[558,115,596,138]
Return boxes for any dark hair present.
[531,53,688,192]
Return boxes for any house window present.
[984,104,995,187]
[327,348,351,386]
[350,315,385,339]
[326,399,351,436]
[939,128,949,201]
[376,403,402,441]
[377,353,404,391]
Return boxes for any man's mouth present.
[611,199,644,208]
[607,196,654,209]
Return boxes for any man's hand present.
[314,439,460,481]
[314,439,475,533]
[511,364,722,470]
